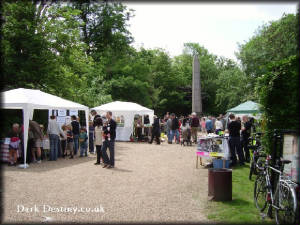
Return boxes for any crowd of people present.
[6,108,255,168]
[6,110,117,169]
[159,112,228,144]
[150,112,255,166]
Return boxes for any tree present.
[172,43,221,115]
[236,13,299,91]
[2,1,57,90]
[71,0,134,61]
[215,66,248,113]
[256,55,299,153]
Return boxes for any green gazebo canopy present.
[226,100,261,114]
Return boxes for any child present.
[8,123,20,166]
[79,127,88,157]
[66,124,74,159]
[102,120,111,141]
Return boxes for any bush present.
[256,55,299,154]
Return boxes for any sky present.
[124,2,298,61]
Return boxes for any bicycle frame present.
[267,165,297,212]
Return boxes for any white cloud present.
[125,2,298,60]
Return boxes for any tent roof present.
[1,88,88,110]
[227,100,261,114]
[92,101,153,113]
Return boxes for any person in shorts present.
[66,124,74,159]
[29,120,43,163]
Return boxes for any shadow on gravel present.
[3,156,95,173]
[110,167,133,173]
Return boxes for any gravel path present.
[2,141,210,223]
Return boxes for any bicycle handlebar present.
[273,129,299,135]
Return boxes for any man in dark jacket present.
[170,113,180,144]
[101,111,117,169]
[149,115,161,144]
[241,115,252,162]
[71,115,80,155]
[227,114,245,166]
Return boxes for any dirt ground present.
[2,141,211,223]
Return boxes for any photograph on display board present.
[114,115,125,127]
[283,134,300,183]
[197,137,230,157]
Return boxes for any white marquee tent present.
[92,101,154,141]
[1,88,89,168]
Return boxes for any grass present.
[205,163,275,224]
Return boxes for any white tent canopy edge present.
[2,88,89,168]
[92,101,154,141]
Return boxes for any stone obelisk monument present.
[192,55,202,116]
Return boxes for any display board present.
[113,115,125,127]
[57,109,66,117]
[282,134,300,183]
[69,109,78,116]
[48,109,76,127]
[197,137,230,159]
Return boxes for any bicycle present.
[254,155,298,224]
[248,132,265,180]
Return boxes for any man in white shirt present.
[215,117,223,134]
[47,115,65,161]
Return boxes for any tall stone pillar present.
[192,55,202,116]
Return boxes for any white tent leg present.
[85,109,89,152]
[19,106,32,169]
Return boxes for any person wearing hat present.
[149,115,161,145]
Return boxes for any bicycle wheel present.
[274,181,297,225]
[254,173,268,211]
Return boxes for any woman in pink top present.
[201,118,206,133]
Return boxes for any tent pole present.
[85,109,89,152]
[19,106,30,168]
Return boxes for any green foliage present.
[2,1,57,89]
[2,1,298,125]
[237,12,299,153]
[72,0,134,60]
[172,43,248,116]
[215,66,249,113]
[237,13,299,92]
[256,55,299,153]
